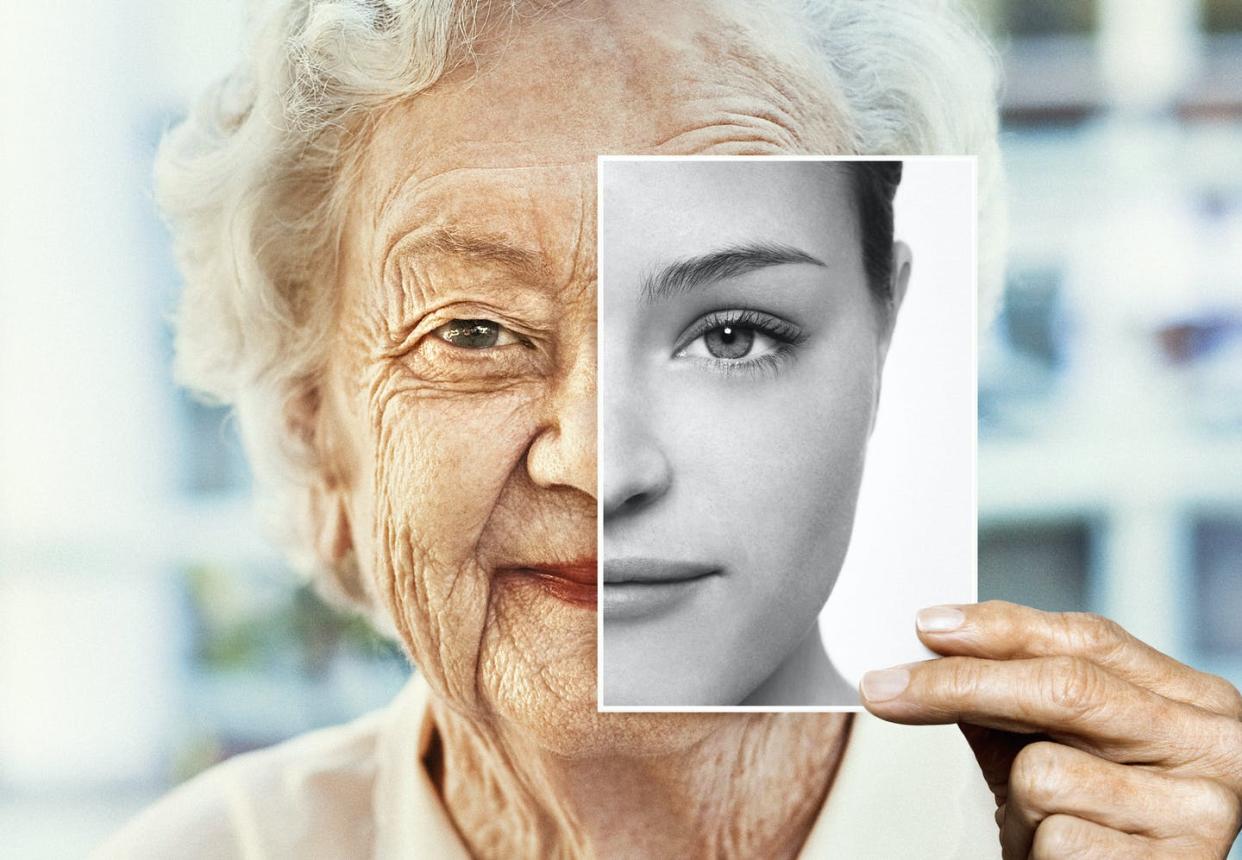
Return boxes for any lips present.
[602,557,721,621]
[602,557,719,585]
[496,561,598,608]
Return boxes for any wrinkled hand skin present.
[311,1,856,857]
[861,601,1242,859]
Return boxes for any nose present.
[601,394,672,521]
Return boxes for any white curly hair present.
[156,0,1004,618]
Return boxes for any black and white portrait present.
[598,157,977,710]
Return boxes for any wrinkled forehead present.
[353,0,847,188]
[374,164,598,297]
[344,0,850,293]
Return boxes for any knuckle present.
[1190,779,1242,833]
[1041,656,1104,721]
[1064,611,1125,662]
[1010,742,1064,810]
[1031,814,1089,859]
[1206,675,1242,718]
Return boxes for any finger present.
[1000,741,1240,860]
[959,723,1057,806]
[1029,814,1155,860]
[915,601,1242,720]
[860,655,1242,778]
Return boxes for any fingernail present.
[860,667,910,702]
[917,605,965,633]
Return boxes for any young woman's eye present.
[432,318,528,349]
[673,310,805,365]
[682,324,777,360]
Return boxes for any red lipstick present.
[497,561,598,608]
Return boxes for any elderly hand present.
[860,601,1242,858]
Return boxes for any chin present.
[473,593,725,758]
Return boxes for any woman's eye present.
[679,324,781,361]
[432,318,526,349]
[672,310,805,375]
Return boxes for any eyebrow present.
[639,242,826,303]
[398,226,544,277]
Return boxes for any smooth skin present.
[862,602,1242,858]
[599,160,901,707]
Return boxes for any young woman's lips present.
[496,562,598,608]
[602,558,721,621]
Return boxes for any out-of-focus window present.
[979,267,1068,435]
[1002,0,1096,36]
[1193,516,1242,657]
[1204,0,1242,34]
[979,520,1094,612]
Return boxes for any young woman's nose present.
[601,398,672,521]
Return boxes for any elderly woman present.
[100,0,1242,857]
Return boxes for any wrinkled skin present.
[307,0,1242,858]
[863,602,1242,859]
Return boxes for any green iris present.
[439,319,501,348]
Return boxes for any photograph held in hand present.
[597,156,976,711]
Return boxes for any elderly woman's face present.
[599,162,885,705]
[320,0,846,750]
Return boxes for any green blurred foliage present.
[185,565,405,677]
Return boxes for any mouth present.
[495,560,598,609]
[602,557,722,621]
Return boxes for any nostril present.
[601,443,672,521]
[622,491,649,511]
[604,487,660,522]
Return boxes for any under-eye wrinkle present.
[387,312,548,388]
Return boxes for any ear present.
[309,479,355,570]
[876,240,912,369]
[287,383,357,573]
[869,241,913,434]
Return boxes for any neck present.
[429,698,852,859]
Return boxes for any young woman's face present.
[600,161,898,705]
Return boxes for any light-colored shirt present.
[96,674,999,858]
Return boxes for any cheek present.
[666,337,877,583]
[362,364,540,694]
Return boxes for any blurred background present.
[1,0,1240,856]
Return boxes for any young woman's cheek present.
[658,331,879,563]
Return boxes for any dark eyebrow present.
[640,242,826,303]
[400,226,544,276]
